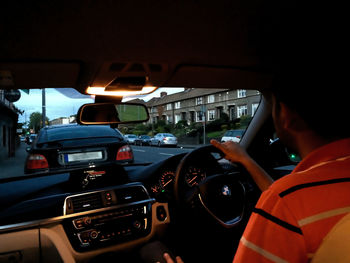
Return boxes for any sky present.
[14,87,184,124]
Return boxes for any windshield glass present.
[0,88,260,180]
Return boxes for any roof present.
[145,88,228,107]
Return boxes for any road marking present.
[159,153,174,156]
[133,149,146,152]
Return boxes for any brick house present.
[145,88,261,125]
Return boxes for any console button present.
[90,230,99,239]
[156,206,167,221]
[133,220,142,229]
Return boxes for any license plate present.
[64,151,103,163]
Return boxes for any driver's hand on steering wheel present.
[210,139,249,164]
[160,253,184,263]
[211,139,274,191]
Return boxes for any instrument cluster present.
[150,165,207,197]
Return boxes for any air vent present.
[64,184,150,215]
[115,186,149,205]
[65,192,103,214]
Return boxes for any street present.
[131,145,192,163]
[0,143,195,180]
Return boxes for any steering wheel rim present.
[174,145,246,228]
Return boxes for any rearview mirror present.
[77,102,149,125]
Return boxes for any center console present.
[62,183,154,252]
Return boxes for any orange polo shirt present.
[233,138,350,263]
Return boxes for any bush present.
[206,118,226,132]
[175,120,188,129]
[239,115,253,129]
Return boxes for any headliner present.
[0,1,289,93]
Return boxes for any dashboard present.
[0,150,256,263]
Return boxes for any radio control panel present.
[64,202,152,251]
[63,184,153,252]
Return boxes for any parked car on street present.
[134,135,152,146]
[25,124,133,174]
[150,133,178,147]
[221,129,245,143]
[124,134,138,145]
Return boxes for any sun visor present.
[0,62,80,89]
[90,62,169,88]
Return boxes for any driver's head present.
[262,0,349,142]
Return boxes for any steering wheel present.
[174,145,246,228]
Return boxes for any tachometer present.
[185,166,206,187]
[159,170,175,190]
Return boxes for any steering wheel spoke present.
[174,145,246,228]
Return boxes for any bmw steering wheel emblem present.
[221,185,231,196]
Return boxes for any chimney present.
[160,92,167,97]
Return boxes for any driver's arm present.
[210,140,274,192]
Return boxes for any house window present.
[166,103,172,110]
[252,103,259,116]
[166,115,173,124]
[196,97,203,105]
[237,105,248,117]
[208,109,215,121]
[175,114,181,123]
[174,101,181,109]
[237,89,246,98]
[207,95,215,103]
[196,111,204,122]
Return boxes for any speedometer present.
[185,166,206,187]
[159,170,175,190]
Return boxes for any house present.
[49,117,70,126]
[0,90,19,161]
[145,88,261,125]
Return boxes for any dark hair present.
[260,1,349,139]
[270,71,349,140]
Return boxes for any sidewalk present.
[0,143,28,179]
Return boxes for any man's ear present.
[279,102,308,132]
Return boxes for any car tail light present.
[116,145,133,161]
[163,138,167,141]
[26,154,49,170]
[236,136,241,138]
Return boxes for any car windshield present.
[0,87,261,180]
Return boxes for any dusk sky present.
[14,87,184,124]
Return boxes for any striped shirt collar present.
[292,137,350,174]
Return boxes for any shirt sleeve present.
[233,188,308,263]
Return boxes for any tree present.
[28,112,49,133]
